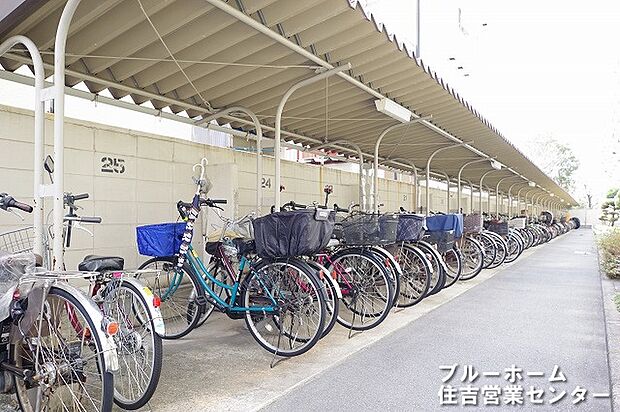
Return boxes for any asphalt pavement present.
[262,230,612,411]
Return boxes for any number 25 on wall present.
[101,157,125,174]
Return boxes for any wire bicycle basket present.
[423,230,455,253]
[340,213,398,246]
[0,227,35,255]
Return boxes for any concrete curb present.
[599,252,620,412]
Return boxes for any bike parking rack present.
[195,106,264,213]
[0,35,45,257]
[423,142,470,215]
[495,176,522,217]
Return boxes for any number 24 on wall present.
[101,157,125,174]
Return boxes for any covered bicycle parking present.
[0,0,605,411]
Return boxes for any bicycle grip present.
[209,199,227,204]
[72,193,89,201]
[79,216,102,224]
[333,204,348,213]
[8,199,33,213]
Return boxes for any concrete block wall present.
[0,104,453,268]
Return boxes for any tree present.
[526,137,580,193]
[600,188,620,226]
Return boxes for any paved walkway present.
[262,230,612,411]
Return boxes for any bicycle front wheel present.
[243,259,326,357]
[12,286,114,412]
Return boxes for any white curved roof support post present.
[373,118,430,213]
[53,0,83,270]
[438,171,451,214]
[516,187,529,216]
[0,36,45,256]
[478,170,499,214]
[483,186,493,215]
[523,189,538,217]
[384,158,419,212]
[464,180,475,214]
[457,157,490,214]
[495,176,522,218]
[507,182,524,218]
[196,106,263,213]
[424,142,471,216]
[275,64,351,209]
[314,140,365,211]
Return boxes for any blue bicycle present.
[137,160,327,357]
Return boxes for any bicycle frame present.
[178,244,277,314]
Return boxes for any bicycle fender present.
[416,240,449,273]
[121,278,166,336]
[368,245,403,277]
[52,282,120,373]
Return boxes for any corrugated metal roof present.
[0,0,577,205]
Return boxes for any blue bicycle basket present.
[136,222,186,257]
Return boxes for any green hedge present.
[598,229,620,278]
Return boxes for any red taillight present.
[153,295,161,308]
[12,289,20,300]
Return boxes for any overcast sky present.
[369,0,620,202]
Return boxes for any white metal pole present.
[196,106,263,213]
[478,170,497,214]
[507,182,522,218]
[275,64,350,209]
[457,158,490,213]
[439,171,451,213]
[464,180,475,214]
[424,142,469,216]
[373,119,428,213]
[0,36,44,256]
[314,140,364,210]
[53,0,82,270]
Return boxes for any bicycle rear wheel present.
[389,243,431,308]
[137,256,204,339]
[243,259,326,357]
[102,280,163,410]
[305,259,339,339]
[12,286,114,412]
[442,246,463,288]
[328,249,393,331]
[459,236,484,281]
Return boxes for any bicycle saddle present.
[78,255,124,272]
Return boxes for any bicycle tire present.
[12,286,114,412]
[104,280,163,410]
[459,236,485,281]
[243,258,326,357]
[137,256,204,339]
[304,259,340,339]
[392,243,431,308]
[328,248,394,331]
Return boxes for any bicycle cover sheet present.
[0,252,34,321]
[252,209,335,259]
[425,214,463,238]
[396,214,425,241]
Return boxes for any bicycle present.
[138,159,327,358]
[0,193,118,411]
[56,193,164,410]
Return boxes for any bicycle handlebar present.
[0,193,33,213]
[65,216,102,224]
[332,203,349,213]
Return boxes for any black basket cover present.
[252,209,335,259]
